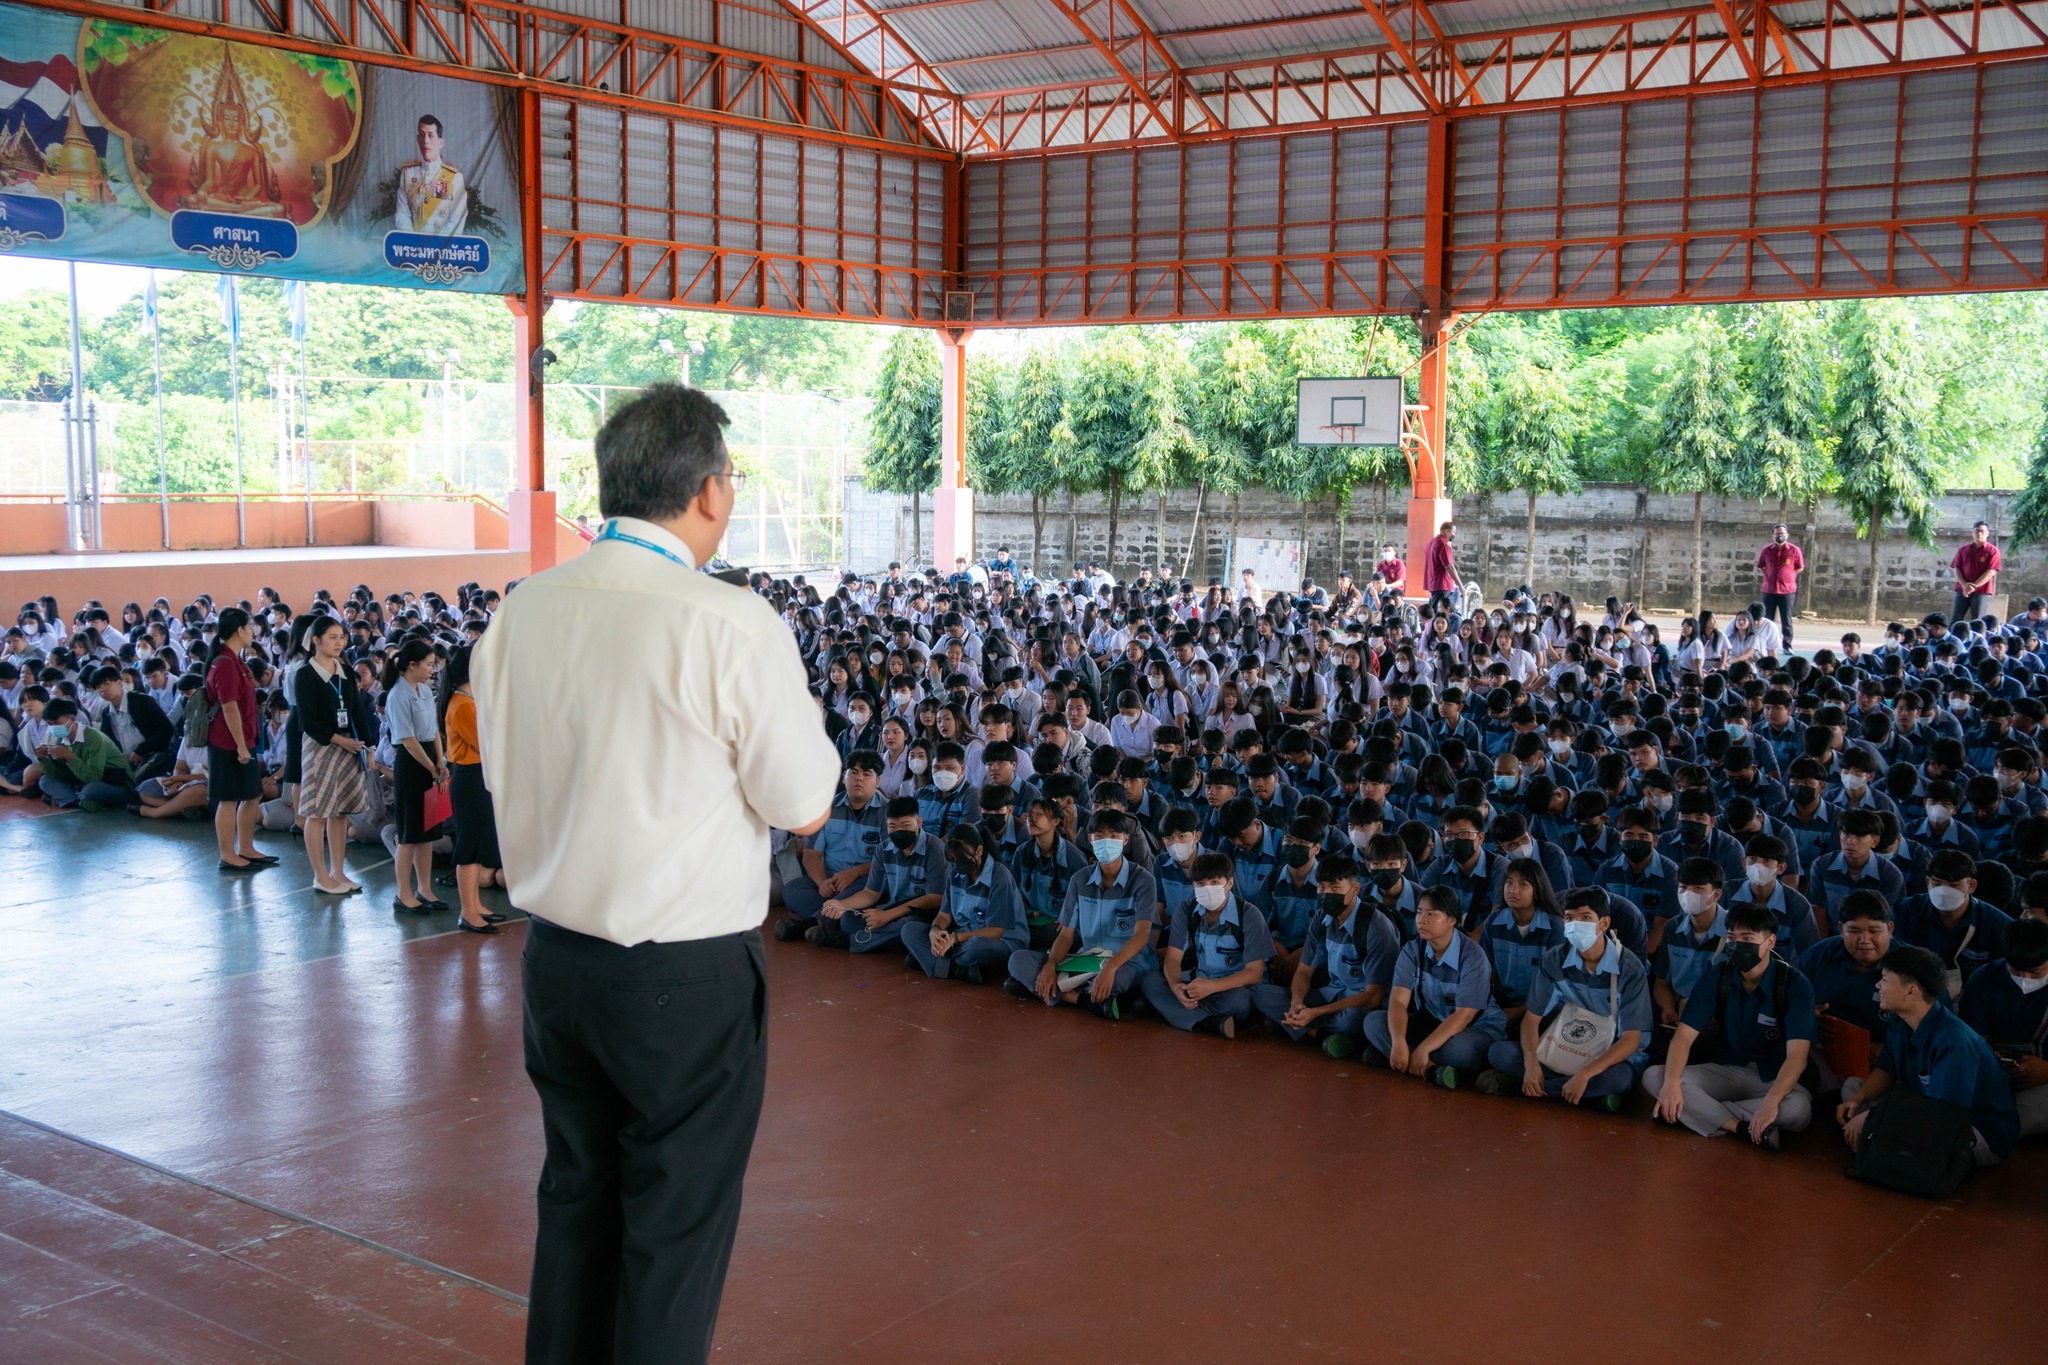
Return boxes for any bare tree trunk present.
[1867,495,1884,625]
[1804,493,1820,611]
[1632,483,1651,608]
[1106,475,1123,575]
[911,489,922,566]
[1299,496,1313,584]
[1155,490,1168,575]
[1526,488,1538,587]
[1691,489,1704,617]
[1477,493,1492,592]
[1373,483,1386,559]
[1228,492,1243,584]
[895,491,906,566]
[1333,490,1348,581]
[1777,491,1789,525]
[1183,481,1208,578]
[1030,491,1045,575]
[1064,483,1077,571]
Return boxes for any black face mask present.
[1680,822,1710,848]
[1317,892,1349,916]
[981,813,1008,842]
[1726,941,1765,973]
[1577,821,1604,844]
[1447,836,1477,864]
[1283,844,1313,869]
[1622,838,1655,863]
[889,829,918,851]
[950,852,981,876]
[1371,867,1402,890]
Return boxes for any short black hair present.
[1880,944,1946,1002]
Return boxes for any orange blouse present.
[444,691,481,765]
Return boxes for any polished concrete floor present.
[1,797,2045,1363]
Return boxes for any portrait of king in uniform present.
[394,114,466,236]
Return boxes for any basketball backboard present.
[1296,376,1403,447]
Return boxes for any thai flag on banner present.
[216,273,240,342]
[141,272,158,338]
[283,279,307,343]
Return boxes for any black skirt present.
[207,743,264,803]
[394,743,441,844]
[448,761,500,868]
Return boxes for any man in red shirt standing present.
[1423,520,1459,613]
[1375,543,1407,598]
[1755,523,1804,648]
[1951,520,2002,623]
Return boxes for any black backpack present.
[1849,1090,1977,1199]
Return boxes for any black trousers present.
[523,919,768,1365]
[1760,591,1796,645]
[1952,591,1989,624]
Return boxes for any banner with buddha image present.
[0,2,523,292]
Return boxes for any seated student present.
[1005,810,1159,1019]
[1488,810,1573,897]
[1562,790,1617,888]
[809,795,948,952]
[1725,832,1820,952]
[1645,901,1818,1148]
[1154,804,1202,916]
[1478,887,1653,1109]
[903,826,1028,983]
[1912,779,1982,858]
[1777,757,1841,873]
[977,781,1022,861]
[915,741,981,838]
[1648,857,1728,1049]
[1263,814,1326,977]
[1361,885,1508,1088]
[1199,766,1244,844]
[1838,945,2021,1168]
[1354,831,1423,939]
[32,698,133,810]
[1806,808,1906,934]
[1257,852,1400,1057]
[1088,780,1156,870]
[1010,797,1088,950]
[1475,857,1566,1032]
[1244,753,1299,829]
[1661,789,1746,887]
[776,750,887,935]
[1892,848,2012,1000]
[1216,795,1283,910]
[1421,805,1495,926]
[135,742,210,820]
[1599,806,1679,929]
[1959,916,2048,1140]
[1793,889,1896,1087]
[1139,853,1273,1037]
[1118,756,1171,838]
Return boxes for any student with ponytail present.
[383,636,448,915]
[205,607,274,872]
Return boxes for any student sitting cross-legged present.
[1359,884,1508,1089]
[1254,850,1400,1058]
[1139,852,1273,1037]
[1476,887,1652,1111]
[808,795,947,952]
[1644,900,1817,1149]
[903,825,1029,984]
[1005,809,1159,1019]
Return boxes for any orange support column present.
[1405,113,1454,595]
[508,88,557,573]
[934,328,974,572]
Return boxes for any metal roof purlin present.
[1354,0,1447,112]
[771,0,997,152]
[1037,0,1218,138]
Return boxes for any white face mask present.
[1647,793,1673,813]
[1506,841,1535,861]
[1167,836,1198,864]
[1841,772,1868,793]
[1549,739,1572,758]
[1744,862,1776,888]
[908,756,930,775]
[1998,771,2022,793]
[1349,829,1373,851]
[848,709,870,727]
[1926,803,1953,826]
[2011,969,2048,995]
[1928,885,1969,912]
[1193,884,1229,911]
[1678,888,1714,918]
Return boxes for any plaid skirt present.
[299,737,368,819]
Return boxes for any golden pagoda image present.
[37,95,112,203]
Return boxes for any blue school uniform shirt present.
[1228,823,1285,912]
[1393,932,1508,1039]
[1008,833,1088,923]
[915,780,981,838]
[806,793,887,876]
[1775,799,1840,871]
[1678,957,1818,1083]
[1794,937,1889,1035]
[1263,862,1321,949]
[1154,848,1199,925]
[1959,960,2048,1058]
[1876,1004,2021,1159]
[1597,848,1679,925]
[1806,852,1907,931]
[863,830,949,907]
[1891,896,2010,982]
[1303,901,1401,1001]
[1478,905,1565,1010]
[1165,894,1275,980]
[1723,880,1820,954]
[1059,857,1159,964]
[1527,939,1655,1066]
[940,855,1028,950]
[1650,906,1727,1009]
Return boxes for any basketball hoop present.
[1321,425,1360,445]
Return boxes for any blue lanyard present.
[595,520,692,570]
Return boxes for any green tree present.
[990,347,1072,573]
[0,290,74,400]
[1191,327,1290,579]
[107,394,241,494]
[1651,314,1746,616]
[863,329,940,564]
[1737,301,1835,526]
[2011,396,2048,549]
[1051,331,1175,574]
[1486,358,1583,587]
[1835,299,1945,623]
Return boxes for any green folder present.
[1056,953,1108,973]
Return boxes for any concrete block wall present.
[844,480,2039,620]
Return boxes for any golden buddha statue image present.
[177,47,281,216]
[394,114,467,236]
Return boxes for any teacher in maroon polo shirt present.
[1755,524,1804,649]
[1951,520,2001,623]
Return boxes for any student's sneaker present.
[1218,1016,1236,1040]
[1321,1034,1355,1061]
[959,964,986,986]
[1002,978,1036,1001]
[1430,1065,1464,1091]
[1091,997,1121,1021]
[1473,1068,1515,1096]
[804,923,849,950]
[1736,1119,1782,1151]
[771,917,807,942]
[1356,1043,1389,1068]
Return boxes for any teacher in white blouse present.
[475,385,839,1365]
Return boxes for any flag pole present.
[222,275,245,547]
[147,272,169,548]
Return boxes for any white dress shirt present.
[474,516,839,945]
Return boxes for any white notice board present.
[1234,536,1302,596]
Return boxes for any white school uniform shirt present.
[474,516,840,946]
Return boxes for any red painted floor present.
[1,815,2045,1362]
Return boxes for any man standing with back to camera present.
[475,384,839,1364]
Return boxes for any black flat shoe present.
[241,854,280,866]
[218,859,260,873]
[393,898,434,915]
[417,897,453,913]
[480,911,510,923]
[456,918,498,934]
